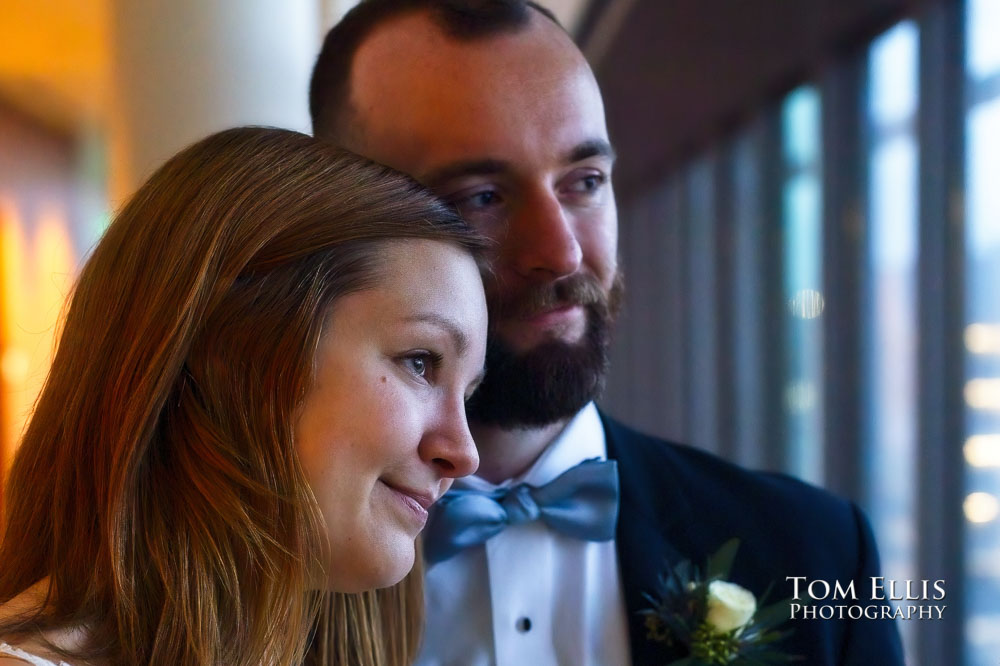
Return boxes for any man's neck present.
[469,419,571,484]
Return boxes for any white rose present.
[705,580,757,634]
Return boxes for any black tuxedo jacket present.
[602,414,905,665]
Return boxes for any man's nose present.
[418,397,480,479]
[505,189,582,281]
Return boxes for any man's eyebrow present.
[405,313,472,354]
[566,139,616,165]
[421,141,616,187]
[422,159,509,188]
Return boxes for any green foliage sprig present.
[641,539,801,665]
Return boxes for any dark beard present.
[465,272,623,429]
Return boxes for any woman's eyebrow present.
[404,313,472,355]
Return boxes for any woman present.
[0,127,487,665]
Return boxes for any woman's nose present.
[418,398,480,478]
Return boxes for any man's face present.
[343,10,620,427]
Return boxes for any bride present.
[0,127,487,665]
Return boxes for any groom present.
[309,1,904,663]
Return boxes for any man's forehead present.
[344,8,607,167]
[349,9,584,106]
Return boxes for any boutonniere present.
[641,539,800,665]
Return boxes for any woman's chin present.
[326,539,416,593]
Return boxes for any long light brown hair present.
[0,127,484,665]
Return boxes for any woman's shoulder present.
[0,581,79,666]
[0,649,36,666]
[0,636,77,666]
[0,641,71,666]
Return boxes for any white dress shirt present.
[417,403,631,666]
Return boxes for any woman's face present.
[295,240,487,592]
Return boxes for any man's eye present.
[446,189,506,227]
[567,173,606,193]
[458,190,500,209]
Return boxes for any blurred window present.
[963,0,1000,662]
[781,86,825,485]
[865,20,920,659]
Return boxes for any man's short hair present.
[309,0,561,140]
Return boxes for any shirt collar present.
[459,402,606,491]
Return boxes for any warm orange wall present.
[0,0,109,133]
[0,102,81,485]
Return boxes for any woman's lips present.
[381,480,436,526]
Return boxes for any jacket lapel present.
[602,414,698,664]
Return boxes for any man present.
[309,2,904,663]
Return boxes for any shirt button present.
[515,617,532,633]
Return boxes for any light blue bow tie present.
[423,458,620,564]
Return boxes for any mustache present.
[489,273,608,319]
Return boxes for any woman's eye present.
[408,355,427,377]
[402,351,442,381]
